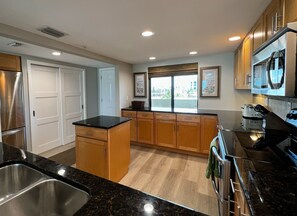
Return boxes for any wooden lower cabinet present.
[76,136,107,178]
[75,121,130,182]
[155,120,176,148]
[200,115,218,154]
[177,121,200,152]
[137,118,154,144]
[121,111,137,141]
[234,174,251,216]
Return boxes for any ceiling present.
[0,0,271,65]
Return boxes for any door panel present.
[29,64,61,154]
[99,67,116,116]
[61,68,84,145]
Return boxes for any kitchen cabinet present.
[76,136,107,178]
[137,112,154,145]
[234,34,252,89]
[263,0,284,41]
[122,110,137,141]
[200,115,218,154]
[176,114,201,153]
[284,0,297,23]
[233,174,251,216]
[155,113,176,148]
[75,120,130,182]
[252,16,265,52]
[0,53,21,71]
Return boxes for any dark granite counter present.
[0,142,204,215]
[73,116,130,129]
[220,129,297,216]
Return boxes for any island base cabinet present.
[76,136,107,178]
[75,121,130,182]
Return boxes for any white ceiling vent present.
[38,26,67,38]
[7,42,23,47]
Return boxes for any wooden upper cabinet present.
[234,34,252,90]
[252,16,265,52]
[200,115,218,155]
[0,53,21,71]
[284,0,297,23]
[263,0,284,41]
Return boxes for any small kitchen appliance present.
[241,104,263,119]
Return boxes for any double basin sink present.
[0,163,90,215]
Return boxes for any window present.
[150,74,198,111]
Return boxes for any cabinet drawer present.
[155,112,176,121]
[122,110,136,118]
[177,114,200,123]
[75,126,107,141]
[137,111,154,119]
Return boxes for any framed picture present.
[134,72,147,97]
[200,66,220,97]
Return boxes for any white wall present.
[133,52,252,111]
[118,63,133,114]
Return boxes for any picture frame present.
[200,66,220,97]
[134,72,147,97]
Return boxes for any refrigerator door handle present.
[2,128,24,136]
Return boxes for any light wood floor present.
[119,145,218,216]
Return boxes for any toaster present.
[241,104,263,119]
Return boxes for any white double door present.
[28,63,85,154]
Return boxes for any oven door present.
[211,135,231,216]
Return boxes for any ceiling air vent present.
[7,42,23,47]
[38,26,67,38]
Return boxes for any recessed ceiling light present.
[52,51,62,56]
[189,51,198,55]
[228,36,241,41]
[149,57,156,60]
[142,31,154,37]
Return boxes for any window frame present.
[148,72,198,109]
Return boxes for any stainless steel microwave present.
[252,22,297,96]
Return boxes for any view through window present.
[150,74,198,111]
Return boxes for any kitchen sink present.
[0,163,90,215]
[0,163,44,199]
[0,179,89,216]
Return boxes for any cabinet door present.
[264,0,284,41]
[252,16,264,52]
[137,118,154,144]
[122,111,137,142]
[234,46,244,89]
[0,53,21,71]
[155,120,176,148]
[200,116,218,154]
[76,136,107,178]
[285,0,297,23]
[242,35,252,88]
[176,122,200,152]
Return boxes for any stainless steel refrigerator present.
[0,70,26,149]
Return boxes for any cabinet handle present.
[246,74,251,85]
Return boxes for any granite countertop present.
[0,142,204,215]
[220,128,297,216]
[73,116,130,129]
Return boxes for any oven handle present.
[210,141,231,203]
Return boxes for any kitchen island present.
[0,142,204,215]
[73,116,131,182]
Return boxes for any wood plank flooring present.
[120,145,218,216]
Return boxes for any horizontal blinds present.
[148,63,198,77]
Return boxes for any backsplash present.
[253,95,297,120]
